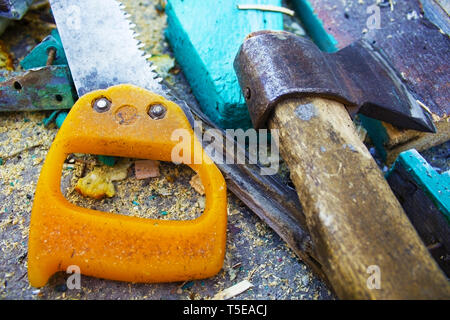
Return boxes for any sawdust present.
[121,0,167,55]
[62,155,204,221]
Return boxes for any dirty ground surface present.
[0,1,334,300]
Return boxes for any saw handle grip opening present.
[28,85,228,287]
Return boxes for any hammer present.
[234,31,449,299]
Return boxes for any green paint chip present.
[97,155,117,167]
[43,110,59,127]
[160,210,168,216]
[182,281,194,290]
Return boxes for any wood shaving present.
[212,280,253,300]
[189,173,205,195]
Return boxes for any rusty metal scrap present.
[0,65,76,112]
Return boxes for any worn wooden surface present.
[269,97,450,299]
[165,0,283,129]
[291,0,449,162]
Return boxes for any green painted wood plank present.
[165,0,283,129]
[388,149,450,222]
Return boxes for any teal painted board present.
[388,149,450,221]
[165,0,283,129]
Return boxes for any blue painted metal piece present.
[2,29,73,128]
[20,29,68,70]
[165,0,283,129]
[388,149,450,222]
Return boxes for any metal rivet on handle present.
[92,97,112,113]
[148,104,167,119]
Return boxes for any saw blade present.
[49,0,164,97]
[49,0,194,126]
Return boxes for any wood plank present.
[165,0,283,129]
[360,115,450,164]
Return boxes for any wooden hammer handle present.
[269,97,450,299]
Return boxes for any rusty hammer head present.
[233,30,435,133]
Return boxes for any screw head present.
[148,104,167,119]
[92,97,111,112]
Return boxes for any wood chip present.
[189,173,205,195]
[212,280,253,300]
[237,4,295,16]
[134,160,160,179]
[74,160,131,199]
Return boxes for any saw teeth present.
[115,0,160,79]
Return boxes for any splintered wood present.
[212,280,254,300]
[189,173,205,195]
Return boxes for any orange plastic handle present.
[28,84,227,287]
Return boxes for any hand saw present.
[27,0,227,287]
